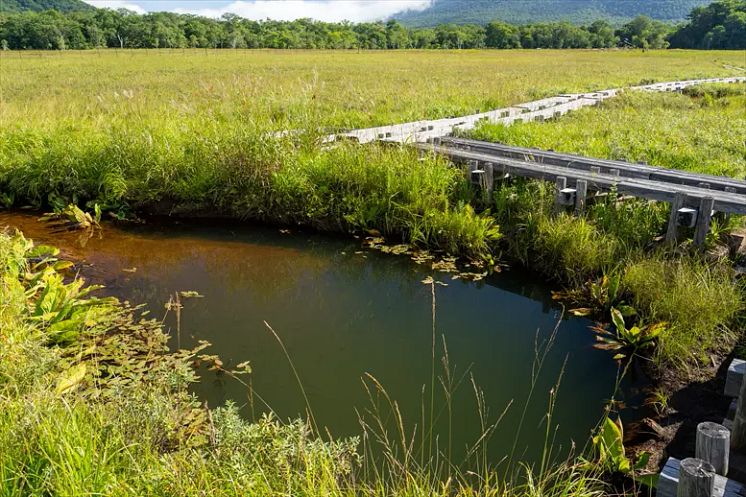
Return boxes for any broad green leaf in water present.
[52,260,75,271]
[28,245,60,258]
[55,363,87,395]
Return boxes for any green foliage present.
[624,257,743,365]
[616,15,671,49]
[395,0,708,26]
[532,214,620,284]
[0,0,92,13]
[669,0,746,49]
[587,417,655,486]
[552,272,636,319]
[592,308,666,359]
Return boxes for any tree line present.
[0,0,743,51]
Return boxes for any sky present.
[81,0,432,22]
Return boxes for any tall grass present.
[471,85,746,178]
[624,257,743,367]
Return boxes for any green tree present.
[485,20,520,48]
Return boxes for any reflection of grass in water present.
[260,273,609,495]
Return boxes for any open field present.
[2,49,745,129]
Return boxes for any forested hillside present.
[0,0,93,13]
[395,0,711,26]
[0,0,742,49]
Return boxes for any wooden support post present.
[554,177,567,213]
[677,458,715,497]
[590,166,601,175]
[482,162,494,200]
[731,361,746,450]
[724,187,736,224]
[666,193,686,244]
[575,179,588,214]
[693,197,715,247]
[696,422,730,476]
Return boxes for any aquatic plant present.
[591,308,666,360]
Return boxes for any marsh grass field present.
[1,48,745,496]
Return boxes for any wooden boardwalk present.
[336,77,745,145]
[417,140,746,245]
[439,137,746,195]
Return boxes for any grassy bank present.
[470,84,745,369]
[0,231,610,496]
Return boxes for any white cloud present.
[173,1,431,22]
[83,0,148,14]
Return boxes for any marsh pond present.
[2,211,624,464]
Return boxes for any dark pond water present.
[2,211,623,465]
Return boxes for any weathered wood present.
[440,137,746,195]
[554,177,568,212]
[658,457,746,497]
[724,187,737,223]
[693,197,715,247]
[678,458,716,497]
[696,422,730,476]
[420,144,746,215]
[575,179,588,214]
[725,359,745,398]
[731,359,746,450]
[482,162,495,199]
[666,193,686,244]
[590,166,601,175]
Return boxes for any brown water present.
[2,211,624,464]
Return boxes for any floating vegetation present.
[179,290,204,299]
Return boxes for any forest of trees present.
[395,0,710,26]
[0,0,743,51]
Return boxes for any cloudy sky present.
[81,0,432,22]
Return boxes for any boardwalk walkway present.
[336,76,745,144]
[417,137,746,246]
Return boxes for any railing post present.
[693,197,715,247]
[696,422,729,476]
[554,176,567,214]
[732,364,746,450]
[482,162,494,201]
[575,179,587,214]
[666,193,686,244]
[677,458,715,497]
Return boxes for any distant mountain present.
[394,0,712,26]
[0,0,95,13]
